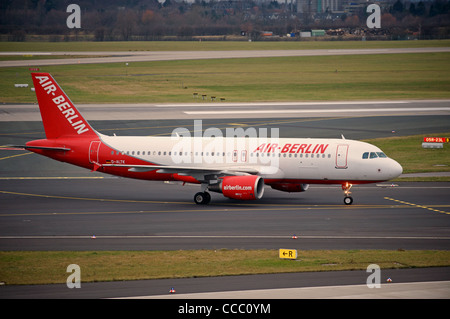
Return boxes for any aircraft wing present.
[102,163,259,176]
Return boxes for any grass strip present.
[1,39,450,52]
[0,249,449,285]
[363,133,450,175]
[2,52,450,103]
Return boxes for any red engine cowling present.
[270,183,309,193]
[210,175,264,200]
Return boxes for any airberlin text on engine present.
[254,143,329,154]
[35,75,89,135]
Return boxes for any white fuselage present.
[98,134,403,184]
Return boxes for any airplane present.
[17,73,403,205]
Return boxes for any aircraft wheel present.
[194,192,211,205]
[344,196,353,205]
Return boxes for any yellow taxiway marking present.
[0,204,414,217]
[0,152,33,161]
[0,190,434,217]
[0,190,187,206]
[385,197,449,215]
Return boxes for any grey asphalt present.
[0,178,449,251]
[2,100,450,121]
[1,111,449,299]
[1,267,449,299]
[2,47,450,67]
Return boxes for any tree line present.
[1,0,449,41]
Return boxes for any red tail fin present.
[31,73,97,139]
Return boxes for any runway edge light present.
[279,249,297,260]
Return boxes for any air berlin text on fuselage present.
[254,143,329,154]
[35,75,89,135]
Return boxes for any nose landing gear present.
[342,182,353,205]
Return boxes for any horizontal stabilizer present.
[9,145,71,151]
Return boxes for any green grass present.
[364,133,450,175]
[2,52,450,103]
[1,249,449,285]
[1,39,450,52]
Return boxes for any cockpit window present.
[363,151,388,159]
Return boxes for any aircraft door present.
[335,144,348,169]
[89,141,101,163]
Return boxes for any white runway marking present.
[185,107,450,115]
[156,101,409,107]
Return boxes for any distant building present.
[297,0,345,14]
[296,0,390,15]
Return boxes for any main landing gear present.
[194,191,211,205]
[342,182,353,205]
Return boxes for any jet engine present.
[209,175,264,200]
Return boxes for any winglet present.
[31,73,97,139]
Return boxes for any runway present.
[2,47,450,68]
[2,99,450,121]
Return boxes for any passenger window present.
[362,152,369,159]
[370,152,378,159]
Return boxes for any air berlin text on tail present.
[34,75,89,135]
